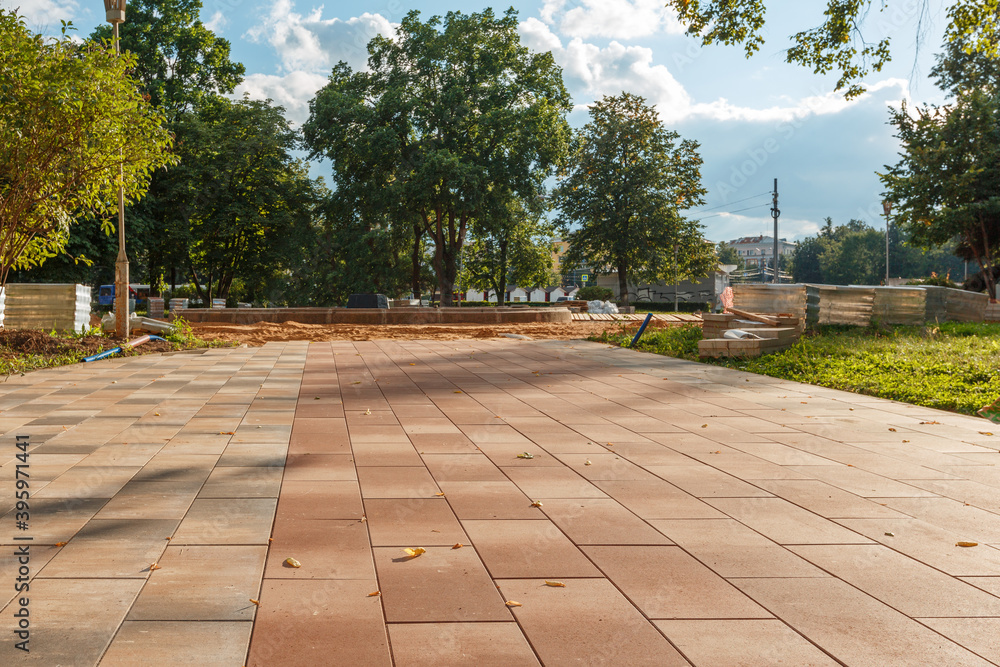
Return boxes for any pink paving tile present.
[754,479,908,519]
[264,518,374,579]
[498,577,690,666]
[541,498,672,545]
[459,424,535,445]
[655,620,840,667]
[731,577,993,667]
[287,430,351,454]
[788,544,1000,617]
[836,517,1000,576]
[502,466,607,499]
[585,545,771,619]
[275,480,365,520]
[651,519,825,578]
[351,440,422,466]
[357,466,441,498]
[293,417,349,434]
[462,518,601,578]
[407,432,479,453]
[787,465,938,497]
[247,579,390,666]
[647,465,773,498]
[917,618,1000,664]
[437,481,546,520]
[373,546,512,622]
[387,622,540,666]
[552,452,660,481]
[593,479,726,519]
[364,498,468,546]
[476,442,566,467]
[706,497,874,545]
[282,453,357,481]
[421,453,507,481]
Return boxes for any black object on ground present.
[347,294,389,309]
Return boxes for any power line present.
[692,192,771,214]
[693,202,771,223]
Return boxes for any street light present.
[104,0,128,338]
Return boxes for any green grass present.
[595,322,1000,416]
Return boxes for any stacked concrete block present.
[3,283,91,333]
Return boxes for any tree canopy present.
[303,8,572,305]
[554,93,714,307]
[666,0,1000,98]
[0,11,175,286]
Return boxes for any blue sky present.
[8,0,952,243]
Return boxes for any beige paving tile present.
[357,466,441,498]
[421,453,507,482]
[655,620,840,667]
[648,464,773,498]
[959,576,1000,596]
[585,545,771,619]
[100,620,253,666]
[706,497,874,545]
[878,496,1000,543]
[39,518,177,579]
[388,622,540,667]
[96,481,201,520]
[788,465,938,497]
[541,498,672,545]
[754,479,908,519]
[198,466,283,498]
[0,578,144,665]
[917,618,1000,664]
[731,577,993,667]
[498,577,690,666]
[172,498,277,545]
[32,465,140,499]
[0,497,107,544]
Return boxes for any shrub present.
[577,286,614,301]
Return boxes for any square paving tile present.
[498,577,690,666]
[387,622,540,666]
[373,546,511,622]
[248,579,390,666]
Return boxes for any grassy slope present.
[596,322,1000,416]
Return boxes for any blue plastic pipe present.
[629,313,654,348]
[83,335,167,363]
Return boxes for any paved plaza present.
[1,338,999,665]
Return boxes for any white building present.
[728,235,796,268]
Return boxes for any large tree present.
[0,11,175,286]
[554,93,714,308]
[303,8,572,306]
[666,0,1000,98]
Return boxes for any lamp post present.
[104,0,128,338]
[882,200,892,285]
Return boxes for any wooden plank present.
[726,307,780,326]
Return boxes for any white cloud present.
[235,70,328,126]
[1,0,78,28]
[203,10,228,33]
[540,0,684,40]
[245,0,395,73]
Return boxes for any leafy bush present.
[577,286,614,301]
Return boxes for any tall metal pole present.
[673,244,678,312]
[109,6,129,338]
[770,178,780,284]
[883,200,892,286]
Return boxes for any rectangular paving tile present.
[387,622,540,667]
[264,518,374,580]
[540,498,672,546]
[878,496,1000,543]
[655,620,840,667]
[421,453,507,482]
[788,465,938,498]
[365,498,467,547]
[357,466,441,498]
[498,577,690,666]
[647,465,773,498]
[706,497,874,545]
[731,577,993,667]
[199,466,283,498]
[248,579,390,666]
[33,465,140,499]
[788,544,1000,617]
[593,479,727,520]
[585,545,771,619]
[462,519,601,579]
[754,479,908,519]
[172,498,277,545]
[100,620,253,666]
[39,518,177,579]
[0,497,108,544]
[502,467,607,499]
[917,618,1000,665]
[373,546,511,622]
[0,578,143,666]
[281,453,357,481]
[437,481,546,520]
[275,480,364,520]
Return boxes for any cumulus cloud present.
[245,0,394,73]
[540,0,684,40]
[1,0,78,28]
[235,70,328,126]
[203,10,228,33]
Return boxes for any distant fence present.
[732,283,991,327]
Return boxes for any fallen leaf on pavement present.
[368,591,381,597]
[956,541,979,547]
[517,452,534,459]
[544,581,566,587]
[452,543,463,549]
[402,547,426,558]
[506,600,522,607]
[531,501,543,508]
[149,563,161,571]
[285,557,302,568]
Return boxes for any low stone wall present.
[176,306,573,325]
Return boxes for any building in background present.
[728,235,797,268]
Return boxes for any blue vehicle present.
[97,284,150,308]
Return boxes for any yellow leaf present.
[250,598,260,605]
[888,428,897,432]
[285,557,302,568]
[409,363,415,365]
[365,408,371,415]
[368,590,381,597]
[220,431,235,435]
[506,600,523,607]
[544,580,566,587]
[701,424,708,428]
[434,492,446,497]
[980,432,993,436]
[956,541,979,547]
[402,547,426,558]
[454,390,463,394]
[352,381,362,385]
[584,460,592,466]
[149,563,161,571]
[517,452,534,459]
[452,543,463,549]
[55,542,67,547]
[531,501,543,508]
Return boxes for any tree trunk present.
[618,261,630,308]
[497,239,508,306]
[411,222,423,301]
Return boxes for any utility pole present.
[673,244,679,312]
[770,178,780,284]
